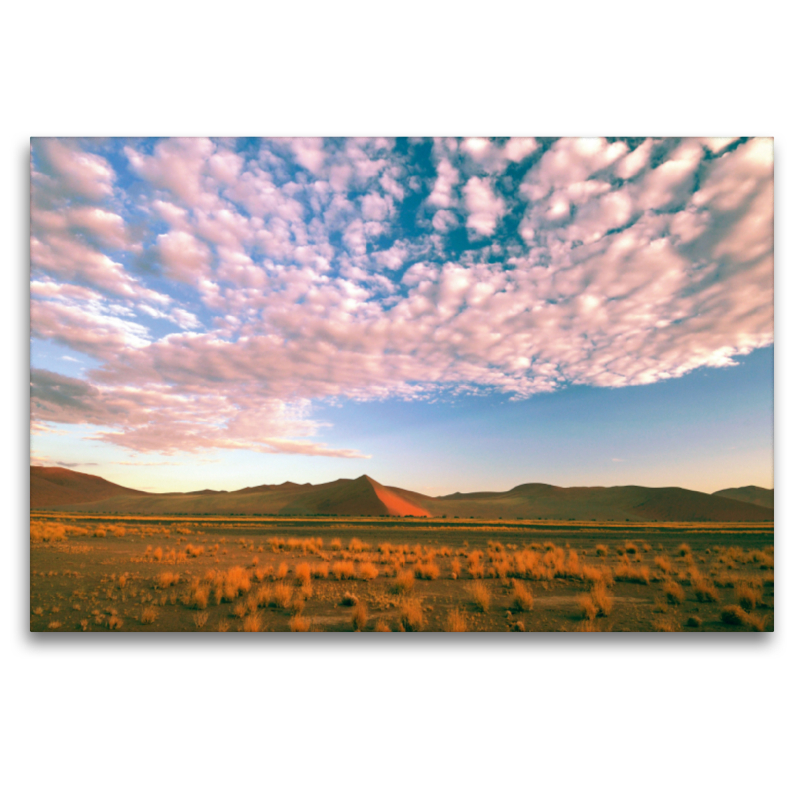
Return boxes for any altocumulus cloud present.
[30,137,773,457]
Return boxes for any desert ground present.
[30,514,774,632]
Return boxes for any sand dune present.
[713,486,774,508]
[29,466,773,521]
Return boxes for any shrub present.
[140,606,158,625]
[188,582,210,610]
[373,620,392,632]
[348,537,368,553]
[233,602,248,619]
[678,543,692,557]
[614,564,650,584]
[654,555,673,574]
[578,594,597,620]
[270,583,293,609]
[575,620,597,632]
[256,586,272,607]
[289,614,311,632]
[591,584,613,617]
[720,605,750,626]
[652,618,678,632]
[624,541,638,555]
[444,608,469,632]
[275,562,289,581]
[511,620,526,632]
[686,615,701,628]
[735,582,762,612]
[596,544,608,557]
[47,621,62,630]
[450,558,461,579]
[312,563,329,579]
[414,562,440,580]
[664,580,685,605]
[330,538,342,551]
[358,562,379,581]
[341,591,358,606]
[193,611,209,629]
[294,562,312,586]
[351,603,368,631]
[107,615,123,630]
[690,571,720,603]
[242,613,263,632]
[399,598,425,631]
[331,560,356,580]
[156,571,180,589]
[390,570,415,594]
[468,582,491,612]
[510,580,534,611]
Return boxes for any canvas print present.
[30,137,774,632]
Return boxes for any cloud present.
[30,137,773,459]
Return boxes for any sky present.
[29,136,774,495]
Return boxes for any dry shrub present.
[678,543,692,557]
[153,546,163,562]
[582,565,611,586]
[686,615,701,628]
[220,566,251,601]
[690,571,720,603]
[331,560,356,580]
[654,555,673,574]
[140,606,158,625]
[193,611,209,629]
[596,544,608,557]
[390,569,415,594]
[118,575,128,590]
[445,608,469,632]
[468,582,491,612]
[271,583,293,609]
[256,586,272,607]
[664,580,685,605]
[591,584,613,617]
[289,614,311,632]
[312,563,329,579]
[720,605,751,626]
[330,538,342,551]
[294,562,312,586]
[399,598,425,631]
[275,562,289,581]
[348,537,368,553]
[30,521,68,542]
[468,563,485,580]
[107,615,123,630]
[614,564,650,584]
[217,620,231,632]
[242,613,263,632]
[575,620,597,632]
[185,544,204,558]
[233,602,247,619]
[47,621,62,630]
[735,582,762,612]
[624,541,638,555]
[254,564,273,582]
[652,618,678,632]
[188,582,210,609]
[510,579,534,611]
[450,558,461,579]
[373,620,392,632]
[351,603,368,631]
[156,571,180,589]
[414,562,440,580]
[341,591,358,606]
[358,562,379,581]
[578,594,597,621]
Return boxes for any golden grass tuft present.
[140,606,158,625]
[686,615,701,628]
[312,563,329,579]
[720,605,750,626]
[233,601,248,619]
[358,562,379,581]
[591,584,613,617]
[156,571,180,589]
[270,583,293,609]
[596,544,608,557]
[690,570,720,603]
[734,581,762,612]
[47,621,62,630]
[578,594,597,620]
[510,579,534,611]
[444,608,469,632]
[341,591,358,606]
[373,620,392,632]
[275,562,289,581]
[289,614,311,632]
[414,562,440,580]
[331,560,356,581]
[390,569,415,594]
[330,538,342,551]
[678,543,692,557]
[664,579,685,605]
[652,618,678,632]
[348,537,368,553]
[613,564,650,584]
[193,611,209,629]
[450,558,461,579]
[351,603,368,631]
[399,598,425,631]
[294,562,312,586]
[107,615,123,630]
[241,613,263,632]
[468,581,491,612]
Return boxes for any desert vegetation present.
[30,514,774,632]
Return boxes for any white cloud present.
[463,176,505,236]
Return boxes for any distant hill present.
[29,467,773,521]
[713,486,774,509]
[30,466,146,509]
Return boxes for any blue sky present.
[30,137,773,494]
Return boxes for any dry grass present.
[613,564,650,584]
[294,562,312,586]
[107,615,123,630]
[348,537,369,553]
[330,538,342,551]
[193,611,209,629]
[596,544,608,557]
[270,583,293,609]
[734,581,762,612]
[578,594,597,620]
[444,608,469,632]
[140,606,158,624]
[289,614,311,632]
[510,579,534,611]
[654,555,673,574]
[652,618,678,632]
[340,591,358,606]
[373,620,392,632]
[590,584,613,617]
[663,580,685,605]
[686,615,701,628]
[690,571,720,603]
[358,562,379,581]
[720,605,750,626]
[312,563,329,579]
[188,582,210,609]
[450,558,461,579]
[414,562,440,580]
[233,601,248,619]
[156,571,180,589]
[242,613,263,632]
[468,582,491,612]
[390,569,415,594]
[399,598,425,631]
[351,603,368,631]
[331,560,356,580]
[678,543,692,557]
[275,562,289,581]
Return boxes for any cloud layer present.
[30,137,773,457]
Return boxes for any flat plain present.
[30,514,774,633]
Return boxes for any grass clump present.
[734,581,762,612]
[510,579,534,611]
[351,603,368,631]
[358,562,379,581]
[468,582,491,612]
[444,608,469,632]
[399,598,425,631]
[414,562,440,580]
[664,580,685,605]
[331,561,356,581]
[289,614,311,632]
[390,570,415,595]
[140,606,158,625]
[690,571,720,603]
[241,613,263,632]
